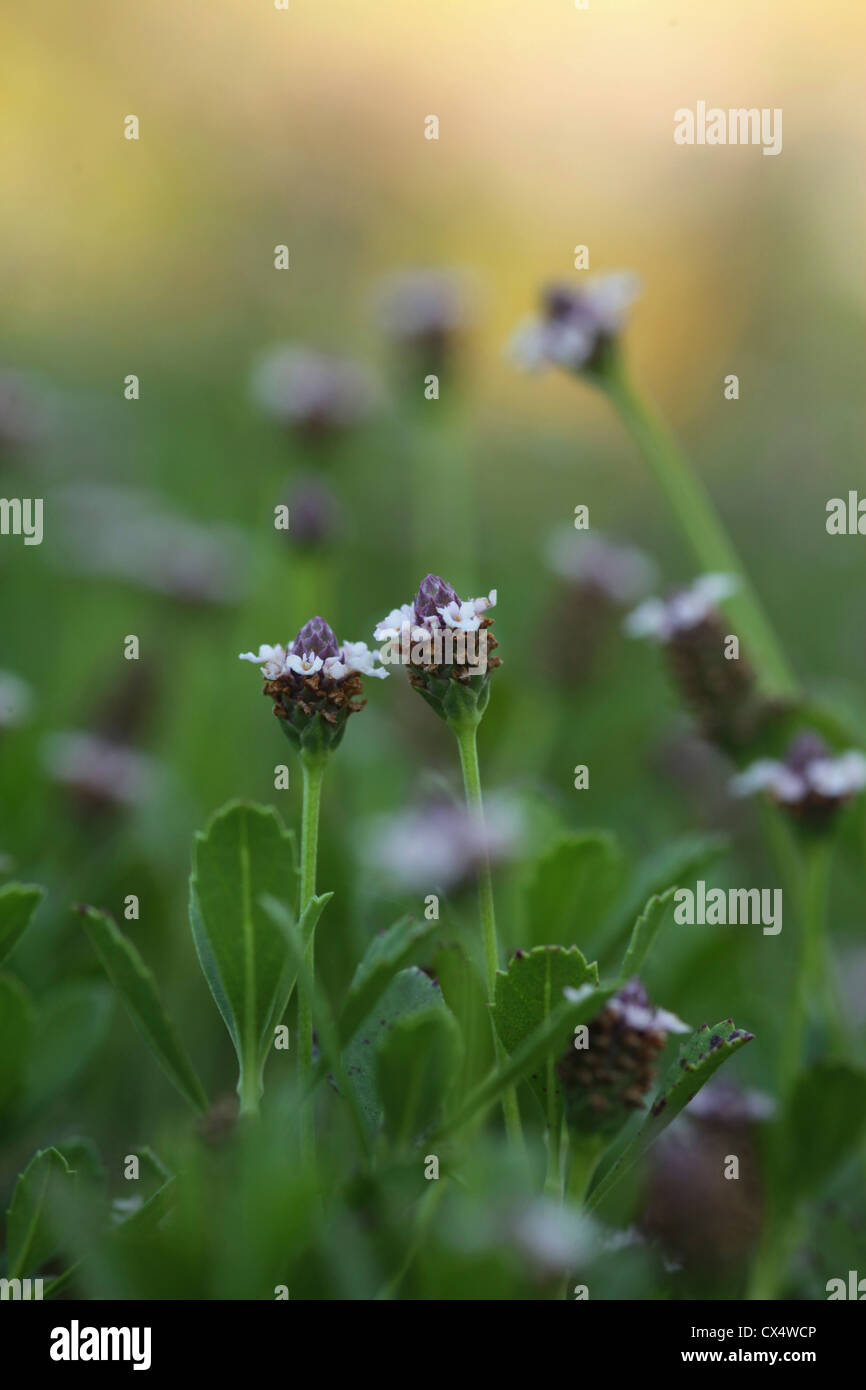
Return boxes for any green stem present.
[298,751,327,1162]
[780,838,833,1097]
[454,716,524,1149]
[602,360,798,702]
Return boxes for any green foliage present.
[79,906,207,1114]
[588,1019,755,1211]
[189,801,298,1102]
[0,882,44,966]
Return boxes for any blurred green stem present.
[454,715,524,1150]
[602,359,798,702]
[298,750,326,1161]
[779,836,838,1096]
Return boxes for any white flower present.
[607,994,691,1035]
[624,573,738,642]
[286,650,324,677]
[545,527,656,604]
[731,748,866,804]
[336,640,389,679]
[373,605,416,641]
[510,273,641,374]
[238,644,288,680]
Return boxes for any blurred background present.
[1,0,865,1298]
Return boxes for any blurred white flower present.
[364,794,523,891]
[546,526,656,604]
[625,573,738,642]
[250,344,382,431]
[43,732,158,809]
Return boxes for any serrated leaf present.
[779,1062,866,1209]
[376,1007,461,1145]
[616,887,678,984]
[338,916,439,1047]
[342,968,447,1131]
[0,971,34,1117]
[0,882,44,965]
[523,833,623,949]
[587,1017,754,1211]
[27,980,114,1110]
[189,800,298,1103]
[79,906,208,1114]
[6,1147,77,1278]
[492,945,598,1122]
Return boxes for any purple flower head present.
[731,730,866,831]
[293,616,340,661]
[413,573,460,622]
[510,272,640,376]
[557,976,688,1139]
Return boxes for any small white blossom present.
[624,573,738,642]
[286,650,324,677]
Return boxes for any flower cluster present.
[374,573,499,726]
[249,345,382,440]
[625,574,773,753]
[731,731,866,831]
[240,616,387,755]
[511,273,640,377]
[556,979,689,1139]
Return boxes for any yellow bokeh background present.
[3,0,864,425]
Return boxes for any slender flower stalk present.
[374,575,522,1146]
[239,616,387,1148]
[297,748,326,1158]
[511,277,798,702]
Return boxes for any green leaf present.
[0,971,34,1117]
[27,981,114,1109]
[523,833,623,949]
[376,1007,461,1145]
[597,833,727,967]
[189,801,298,1101]
[78,906,208,1114]
[0,882,44,965]
[442,982,615,1136]
[492,945,598,1122]
[779,1062,866,1210]
[342,968,447,1131]
[338,916,440,1047]
[616,887,678,984]
[6,1147,77,1278]
[587,1018,754,1211]
[432,941,495,1095]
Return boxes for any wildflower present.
[250,344,381,440]
[546,527,656,605]
[0,671,33,731]
[510,273,641,377]
[374,573,499,727]
[42,732,158,813]
[556,978,689,1139]
[372,269,472,376]
[364,794,523,893]
[240,615,386,755]
[731,731,866,830]
[625,574,772,753]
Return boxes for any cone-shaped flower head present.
[731,731,866,831]
[374,574,498,727]
[625,574,775,754]
[556,978,689,1140]
[510,272,640,377]
[239,616,387,756]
